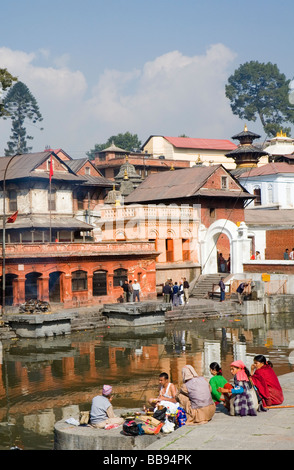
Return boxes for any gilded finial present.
[170,165,175,171]
[276,130,287,137]
[244,124,248,132]
[123,168,129,179]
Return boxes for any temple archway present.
[199,220,251,274]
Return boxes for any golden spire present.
[244,124,248,132]
[170,164,175,171]
[276,130,287,137]
[123,168,129,179]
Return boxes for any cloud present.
[0,44,240,156]
[85,43,239,140]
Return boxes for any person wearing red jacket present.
[251,355,284,407]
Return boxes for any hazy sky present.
[0,0,294,157]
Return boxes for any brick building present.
[0,151,157,309]
[125,164,254,276]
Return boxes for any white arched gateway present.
[199,219,251,275]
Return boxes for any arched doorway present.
[25,272,42,300]
[216,232,231,273]
[49,271,63,302]
[0,273,18,306]
[199,220,251,274]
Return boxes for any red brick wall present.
[244,263,294,274]
[265,230,294,260]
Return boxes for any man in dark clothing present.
[162,282,172,303]
[183,278,190,304]
[122,280,129,302]
[236,282,249,305]
[219,277,225,302]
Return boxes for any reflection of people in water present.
[173,331,186,353]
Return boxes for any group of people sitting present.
[89,354,284,429]
[162,278,190,307]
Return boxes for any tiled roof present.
[239,162,294,178]
[164,136,237,150]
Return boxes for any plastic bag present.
[162,419,175,434]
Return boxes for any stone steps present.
[165,300,241,321]
[190,273,224,298]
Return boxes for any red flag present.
[49,156,54,182]
[7,211,18,223]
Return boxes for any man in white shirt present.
[132,279,141,302]
[290,248,294,260]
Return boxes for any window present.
[76,190,84,210]
[48,189,56,211]
[182,239,190,261]
[85,167,90,175]
[209,208,215,218]
[268,184,273,204]
[113,268,128,287]
[72,270,88,291]
[166,238,174,262]
[93,271,107,296]
[253,187,261,206]
[221,176,228,189]
[9,190,17,212]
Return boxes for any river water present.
[0,311,294,450]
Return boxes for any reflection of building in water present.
[233,342,247,365]
[203,341,221,377]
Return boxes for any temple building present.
[263,131,294,163]
[94,142,189,180]
[226,125,269,177]
[0,151,157,309]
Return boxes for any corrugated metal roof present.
[125,165,251,203]
[3,215,94,230]
[245,209,294,226]
[0,152,83,182]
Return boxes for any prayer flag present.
[7,210,18,223]
[49,156,54,182]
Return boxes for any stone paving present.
[145,372,294,450]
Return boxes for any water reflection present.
[0,312,294,450]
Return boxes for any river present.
[0,311,293,450]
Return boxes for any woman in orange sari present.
[251,355,284,407]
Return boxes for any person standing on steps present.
[219,277,225,302]
[183,277,190,304]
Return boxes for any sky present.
[0,0,294,158]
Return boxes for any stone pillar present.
[62,273,72,305]
[38,276,50,302]
[13,277,26,305]
[156,239,166,263]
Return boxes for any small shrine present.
[114,156,143,196]
[226,125,268,177]
[263,131,294,162]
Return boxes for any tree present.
[0,68,18,117]
[87,132,142,160]
[3,81,43,155]
[225,61,294,137]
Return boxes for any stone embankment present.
[54,373,294,451]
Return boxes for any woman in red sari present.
[251,355,284,407]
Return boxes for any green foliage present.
[225,61,294,137]
[3,81,43,155]
[0,68,18,117]
[87,132,142,160]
